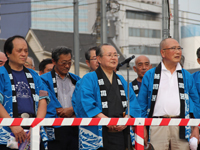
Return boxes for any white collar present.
[161,62,182,71]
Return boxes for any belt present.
[18,113,35,118]
[153,115,180,118]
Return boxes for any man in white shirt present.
[138,38,200,150]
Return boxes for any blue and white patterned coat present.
[138,67,200,140]
[0,66,50,145]
[40,71,81,140]
[72,71,141,150]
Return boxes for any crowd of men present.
[0,35,200,150]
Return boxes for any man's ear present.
[197,58,200,64]
[96,56,101,64]
[6,52,10,58]
[160,50,165,58]
[39,71,42,76]
[52,59,56,66]
[133,66,137,73]
[86,60,90,68]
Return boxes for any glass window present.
[126,10,158,21]
[129,28,161,38]
[129,45,160,55]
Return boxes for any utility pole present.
[174,0,179,42]
[96,0,101,46]
[73,0,79,76]
[101,0,107,44]
[162,0,170,39]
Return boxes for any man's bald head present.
[159,38,182,66]
[159,38,179,51]
[0,52,7,66]
[133,55,152,82]
[135,55,150,64]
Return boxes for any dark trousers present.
[48,126,78,150]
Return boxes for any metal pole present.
[162,0,169,39]
[127,62,131,150]
[101,0,107,44]
[74,0,79,76]
[174,0,179,42]
[96,0,101,46]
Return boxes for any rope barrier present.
[1,118,199,150]
[1,118,200,127]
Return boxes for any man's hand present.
[190,126,199,144]
[27,129,31,141]
[114,125,127,131]
[94,113,116,130]
[57,107,74,118]
[144,127,148,147]
[114,114,128,132]
[10,126,27,143]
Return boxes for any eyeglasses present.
[163,47,183,51]
[102,53,120,58]
[90,57,97,61]
[25,62,33,68]
[58,60,73,66]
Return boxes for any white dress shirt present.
[153,62,182,117]
[56,73,75,108]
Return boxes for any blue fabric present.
[41,71,81,119]
[72,71,141,150]
[0,67,50,145]
[138,67,200,140]
[12,69,34,114]
[137,81,141,89]
[191,71,200,114]
[193,71,200,98]
[40,71,81,141]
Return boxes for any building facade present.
[181,25,200,69]
[113,0,163,68]
[31,0,96,33]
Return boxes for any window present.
[129,45,160,55]
[129,27,161,38]
[126,10,159,21]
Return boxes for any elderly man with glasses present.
[138,38,200,150]
[40,46,81,150]
[24,56,35,70]
[72,43,141,150]
[85,46,99,72]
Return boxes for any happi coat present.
[0,66,50,145]
[138,66,200,141]
[72,71,141,150]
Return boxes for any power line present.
[0,0,74,5]
[117,0,200,17]
[117,3,200,26]
[0,2,97,16]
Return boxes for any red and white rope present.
[1,118,199,150]
[0,118,199,127]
